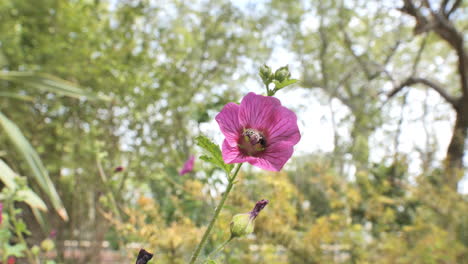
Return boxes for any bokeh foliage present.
[0,0,467,263]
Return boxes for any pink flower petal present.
[266,106,301,146]
[247,142,294,171]
[215,103,241,146]
[238,92,282,130]
[222,139,248,164]
[216,92,300,172]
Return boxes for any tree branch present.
[388,77,458,106]
[447,0,462,17]
[399,0,468,99]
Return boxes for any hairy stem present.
[206,237,233,261]
[189,163,243,264]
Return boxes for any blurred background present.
[0,0,467,263]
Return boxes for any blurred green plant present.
[0,71,109,222]
[0,177,57,263]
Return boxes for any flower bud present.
[136,248,153,264]
[230,199,269,238]
[274,66,290,82]
[31,245,40,255]
[40,238,55,252]
[259,64,272,85]
[230,213,254,238]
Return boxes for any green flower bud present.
[31,245,40,255]
[259,64,272,85]
[230,213,254,238]
[274,66,291,82]
[230,199,269,238]
[40,238,55,252]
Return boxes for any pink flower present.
[216,92,300,171]
[179,155,195,175]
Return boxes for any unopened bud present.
[136,248,153,264]
[31,245,40,255]
[40,238,55,252]
[274,66,290,82]
[114,166,125,173]
[230,213,254,238]
[230,199,269,238]
[259,64,272,85]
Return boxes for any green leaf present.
[0,111,68,221]
[31,207,47,231]
[0,71,110,101]
[0,160,48,211]
[0,92,34,102]
[196,135,233,173]
[273,79,299,90]
[4,243,26,257]
[0,228,11,243]
[204,260,219,264]
[15,220,31,235]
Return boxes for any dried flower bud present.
[230,199,269,238]
[136,248,153,264]
[114,166,125,172]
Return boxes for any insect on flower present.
[216,92,300,171]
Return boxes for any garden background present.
[0,0,467,263]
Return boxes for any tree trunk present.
[445,101,468,189]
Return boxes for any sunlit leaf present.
[196,135,233,173]
[0,71,110,101]
[4,243,26,257]
[0,111,68,220]
[0,92,34,102]
[0,160,48,211]
[273,78,299,90]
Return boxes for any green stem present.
[265,84,274,96]
[189,163,243,264]
[206,237,233,261]
[9,204,37,264]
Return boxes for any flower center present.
[239,128,267,156]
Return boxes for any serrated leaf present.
[273,79,299,90]
[196,135,233,173]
